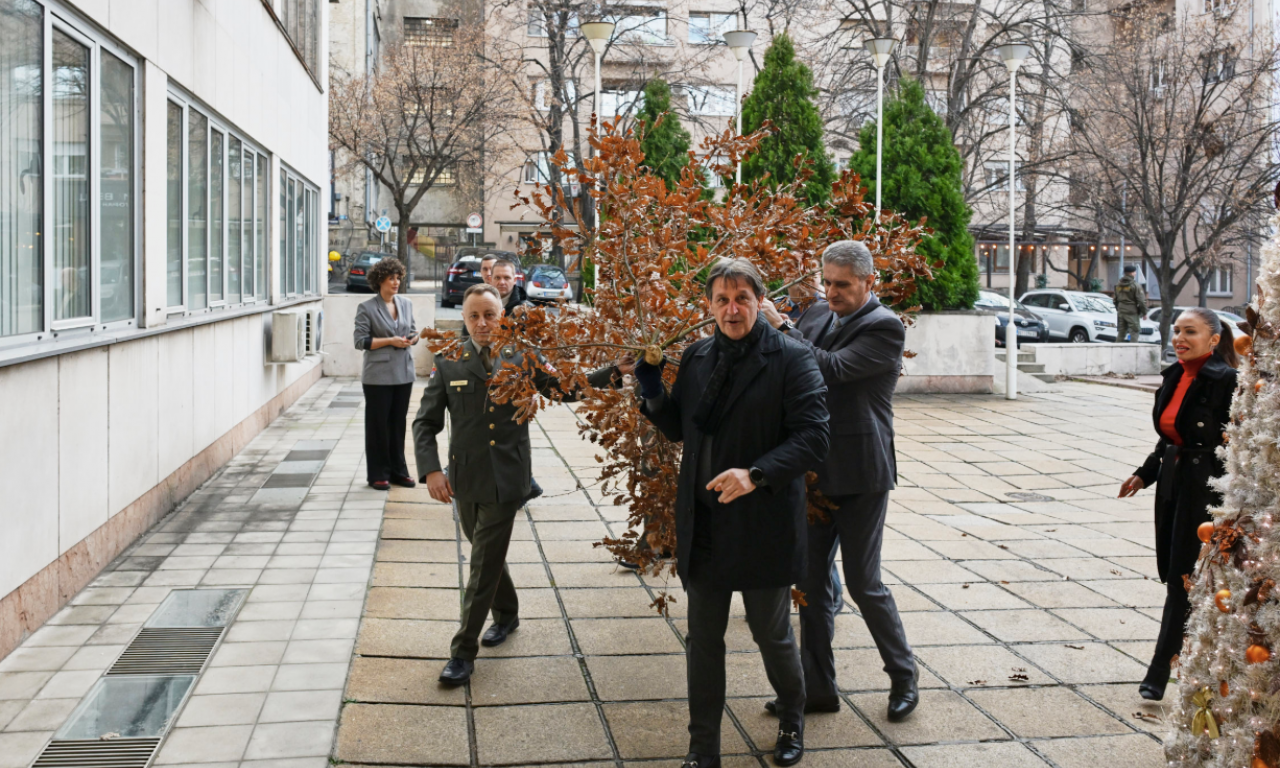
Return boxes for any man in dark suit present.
[634,258,830,768]
[761,239,918,722]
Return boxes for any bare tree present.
[329,28,520,282]
[1067,5,1280,342]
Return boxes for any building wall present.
[0,0,330,660]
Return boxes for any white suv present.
[1019,289,1158,343]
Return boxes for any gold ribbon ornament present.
[1191,687,1220,739]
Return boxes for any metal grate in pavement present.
[31,738,161,768]
[106,628,224,676]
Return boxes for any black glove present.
[634,357,666,400]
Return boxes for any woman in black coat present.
[1119,307,1239,700]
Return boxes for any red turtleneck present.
[1159,353,1212,445]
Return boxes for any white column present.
[140,62,170,328]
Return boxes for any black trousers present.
[1152,575,1190,670]
[685,579,805,755]
[798,491,914,701]
[363,383,412,483]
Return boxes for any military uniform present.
[413,339,618,660]
[1114,274,1147,342]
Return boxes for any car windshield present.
[976,292,1026,310]
[357,254,384,265]
[1073,295,1113,313]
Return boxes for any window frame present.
[1207,265,1233,296]
[278,162,319,299]
[0,1,142,355]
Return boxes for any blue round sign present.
[374,216,392,233]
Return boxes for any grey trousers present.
[450,499,521,661]
[798,492,913,700]
[685,580,805,755]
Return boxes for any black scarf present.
[692,315,767,435]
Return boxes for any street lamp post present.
[579,21,614,300]
[723,29,757,185]
[997,42,1031,401]
[863,37,897,220]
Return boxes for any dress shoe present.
[680,753,720,768]
[390,475,416,488]
[522,477,544,504]
[438,657,474,686]
[369,480,390,491]
[887,663,920,722]
[481,619,520,647]
[764,697,840,716]
[1139,665,1170,701]
[773,722,803,766]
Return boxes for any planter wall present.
[896,311,995,394]
[1023,343,1163,376]
[321,294,439,378]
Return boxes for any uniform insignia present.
[502,346,514,356]
[450,380,468,386]
[462,351,471,359]
[429,367,437,378]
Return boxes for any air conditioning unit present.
[303,305,323,356]
[268,310,307,363]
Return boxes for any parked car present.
[345,251,387,292]
[1019,289,1159,343]
[1146,306,1246,328]
[973,290,1049,347]
[442,251,526,307]
[525,264,574,303]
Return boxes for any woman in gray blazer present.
[353,257,419,490]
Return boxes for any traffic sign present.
[466,212,483,229]
[374,216,392,233]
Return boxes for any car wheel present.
[1068,327,1090,344]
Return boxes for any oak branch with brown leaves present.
[425,118,935,612]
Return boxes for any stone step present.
[995,352,1037,363]
[435,319,464,330]
[1033,373,1059,383]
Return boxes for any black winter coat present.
[641,325,831,590]
[1134,353,1238,583]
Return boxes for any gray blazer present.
[353,295,417,385]
[788,295,903,496]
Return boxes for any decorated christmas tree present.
[1166,210,1280,767]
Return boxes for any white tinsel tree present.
[1166,211,1280,768]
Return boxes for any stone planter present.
[321,294,438,378]
[896,311,995,394]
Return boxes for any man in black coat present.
[761,240,918,722]
[635,258,830,768]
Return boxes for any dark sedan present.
[442,251,523,307]
[345,251,388,292]
[974,290,1049,347]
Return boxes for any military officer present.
[414,283,626,685]
[1114,264,1147,342]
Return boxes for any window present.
[1150,59,1167,94]
[700,155,727,188]
[404,17,457,47]
[277,164,317,297]
[1206,0,1233,14]
[523,150,578,183]
[533,79,577,111]
[685,85,735,116]
[166,91,278,312]
[609,8,667,45]
[984,162,1024,192]
[1203,48,1235,82]
[527,6,579,37]
[601,89,644,117]
[1208,266,1233,296]
[688,12,735,44]
[407,163,456,185]
[1,0,139,345]
[272,0,320,77]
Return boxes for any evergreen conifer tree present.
[637,79,692,190]
[740,34,834,206]
[850,78,978,311]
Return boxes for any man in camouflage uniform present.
[1114,264,1147,342]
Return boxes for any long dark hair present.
[1177,307,1238,368]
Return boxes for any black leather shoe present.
[369,480,390,491]
[680,753,720,768]
[1139,665,1170,701]
[773,722,803,766]
[887,663,920,722]
[481,619,520,647]
[438,657,474,685]
[390,475,416,488]
[522,477,544,504]
[765,697,840,716]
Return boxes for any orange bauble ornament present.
[1236,335,1253,355]
[1221,681,1229,697]
[1257,380,1266,393]
[1216,589,1232,612]
[1254,757,1268,768]
[1198,522,1215,543]
[1247,644,1272,664]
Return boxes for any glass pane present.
[187,111,207,309]
[304,188,313,294]
[52,29,90,322]
[209,130,222,302]
[256,154,266,298]
[166,101,182,306]
[242,151,252,299]
[146,588,247,627]
[279,169,286,295]
[56,676,194,740]
[294,181,304,295]
[228,139,241,302]
[286,177,296,295]
[0,0,42,337]
[100,52,133,323]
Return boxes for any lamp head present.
[581,21,614,55]
[996,42,1032,72]
[723,29,757,61]
[863,37,898,69]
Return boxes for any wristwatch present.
[749,466,768,487]
[778,319,796,334]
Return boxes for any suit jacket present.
[354,295,417,386]
[413,341,619,503]
[787,294,904,496]
[1134,353,1237,582]
[641,325,830,590]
